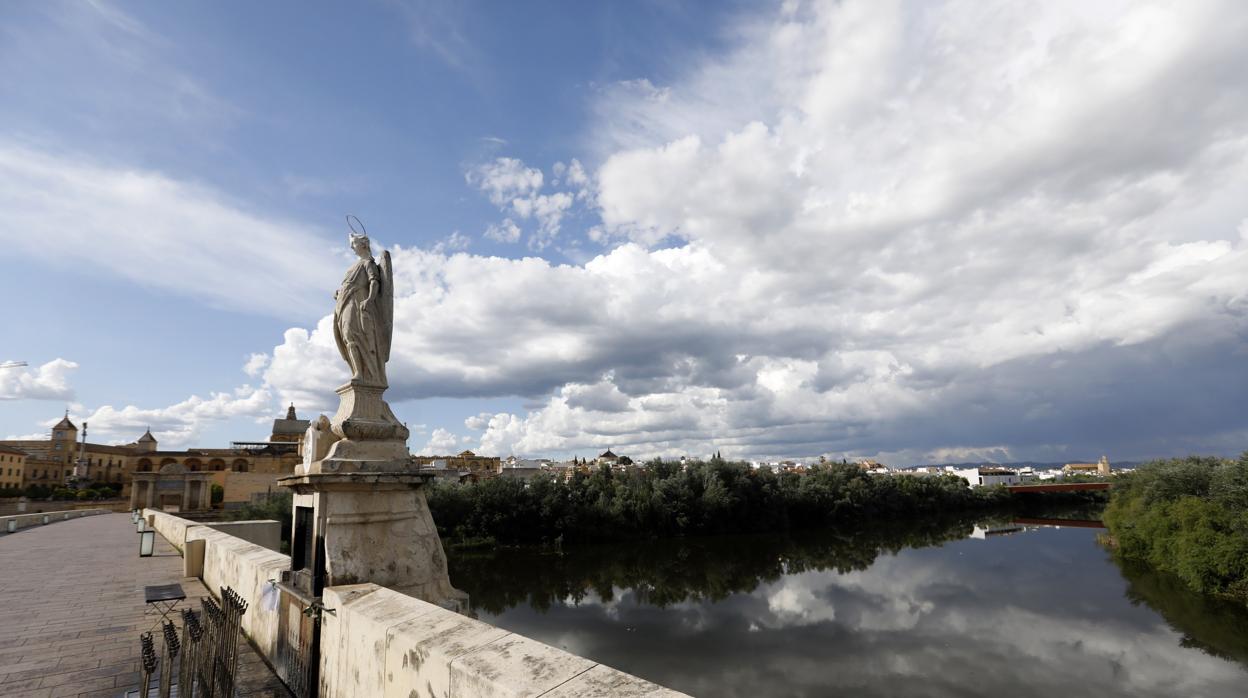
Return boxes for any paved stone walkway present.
[0,513,290,697]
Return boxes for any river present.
[446,515,1248,697]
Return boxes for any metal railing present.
[130,585,249,698]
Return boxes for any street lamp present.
[70,421,90,490]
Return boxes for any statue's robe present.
[333,257,386,384]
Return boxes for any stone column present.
[145,480,156,509]
[129,482,139,510]
[200,480,211,510]
[182,479,191,512]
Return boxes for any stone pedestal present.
[316,381,410,471]
[278,471,466,611]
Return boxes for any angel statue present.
[333,219,394,386]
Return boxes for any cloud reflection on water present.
[454,525,1248,697]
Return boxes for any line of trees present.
[0,482,123,500]
[426,459,1018,546]
[1103,454,1248,602]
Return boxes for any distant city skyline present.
[2,1,1247,465]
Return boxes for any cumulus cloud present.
[0,359,78,401]
[468,157,544,208]
[417,427,462,456]
[63,1,1248,462]
[469,156,591,249]
[432,231,472,254]
[242,353,270,378]
[73,385,274,449]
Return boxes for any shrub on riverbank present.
[426,459,1013,545]
[1103,454,1248,602]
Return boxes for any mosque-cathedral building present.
[0,405,309,510]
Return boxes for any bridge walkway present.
[0,512,288,697]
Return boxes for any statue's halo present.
[346,214,367,237]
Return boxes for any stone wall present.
[143,508,282,553]
[321,584,688,698]
[192,526,288,661]
[143,509,688,698]
[201,520,282,552]
[1,508,110,533]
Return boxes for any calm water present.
[447,517,1248,698]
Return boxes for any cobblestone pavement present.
[0,512,290,697]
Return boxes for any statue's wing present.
[379,250,394,362]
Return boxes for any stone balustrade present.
[143,508,282,552]
[322,583,687,698]
[142,509,689,698]
[1,507,110,534]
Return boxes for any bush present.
[1104,454,1248,601]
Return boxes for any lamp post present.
[70,421,90,490]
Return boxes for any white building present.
[951,466,1020,487]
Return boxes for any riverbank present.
[1102,454,1248,603]
[426,459,1106,546]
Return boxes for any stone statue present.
[333,232,393,386]
[320,220,409,463]
[278,217,465,612]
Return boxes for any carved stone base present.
[330,380,410,441]
[318,380,410,472]
[279,472,467,611]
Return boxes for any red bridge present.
[1005,482,1110,493]
[1011,516,1105,529]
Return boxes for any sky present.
[1,0,1246,465]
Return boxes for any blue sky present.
[2,1,1247,464]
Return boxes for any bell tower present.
[51,412,78,464]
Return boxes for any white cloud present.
[417,427,461,456]
[0,359,78,401]
[0,142,341,318]
[464,412,493,430]
[432,231,472,254]
[519,192,574,249]
[468,157,544,209]
[484,218,522,244]
[242,353,270,378]
[35,1,1248,463]
[470,156,591,249]
[76,384,273,449]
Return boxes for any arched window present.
[185,458,203,472]
[232,459,250,473]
